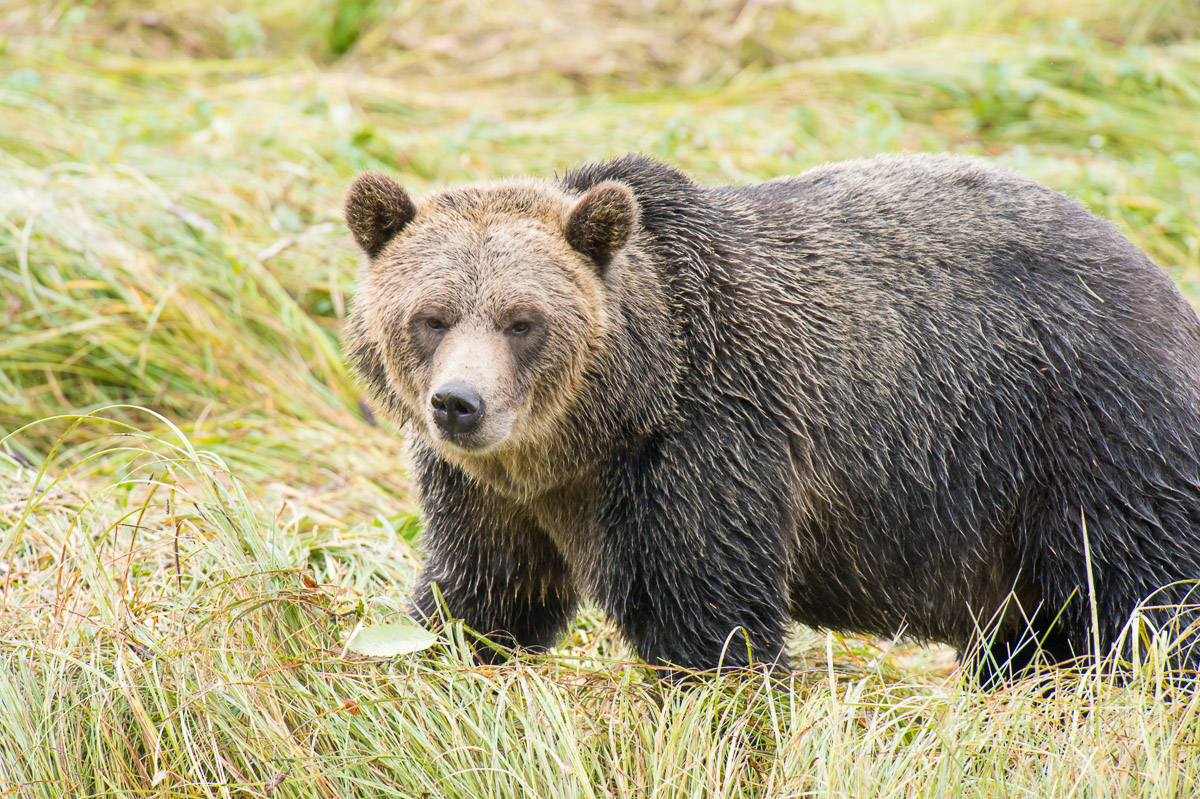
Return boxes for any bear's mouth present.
[430,425,490,452]
[425,406,516,455]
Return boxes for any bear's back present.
[700,155,1200,647]
[718,154,1200,406]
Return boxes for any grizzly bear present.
[343,154,1200,683]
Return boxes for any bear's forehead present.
[366,180,603,307]
[371,211,591,309]
[379,233,590,319]
[383,182,583,277]
[400,214,572,273]
[421,180,566,225]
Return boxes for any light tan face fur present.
[353,184,610,460]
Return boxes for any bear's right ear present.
[345,172,418,258]
[564,181,639,271]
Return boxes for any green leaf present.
[344,622,438,658]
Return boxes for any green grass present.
[3,1,1200,795]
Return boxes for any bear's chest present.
[526,482,603,592]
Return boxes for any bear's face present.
[366,214,600,455]
[344,174,637,459]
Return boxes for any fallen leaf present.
[345,621,437,658]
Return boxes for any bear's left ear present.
[345,172,418,258]
[564,181,639,271]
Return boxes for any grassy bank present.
[2,1,1200,795]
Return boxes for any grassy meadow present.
[3,0,1200,795]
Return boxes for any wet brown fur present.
[344,154,1200,683]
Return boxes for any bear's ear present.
[345,172,418,258]
[563,181,639,271]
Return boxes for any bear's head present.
[343,172,639,462]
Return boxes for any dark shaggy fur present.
[344,154,1200,682]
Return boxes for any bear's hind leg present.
[967,622,1077,689]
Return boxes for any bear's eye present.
[507,321,531,335]
[425,318,447,332]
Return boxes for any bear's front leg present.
[408,449,578,662]
[595,417,792,674]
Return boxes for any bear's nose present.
[431,382,484,436]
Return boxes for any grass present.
[2,0,1200,795]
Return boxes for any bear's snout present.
[431,382,484,436]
